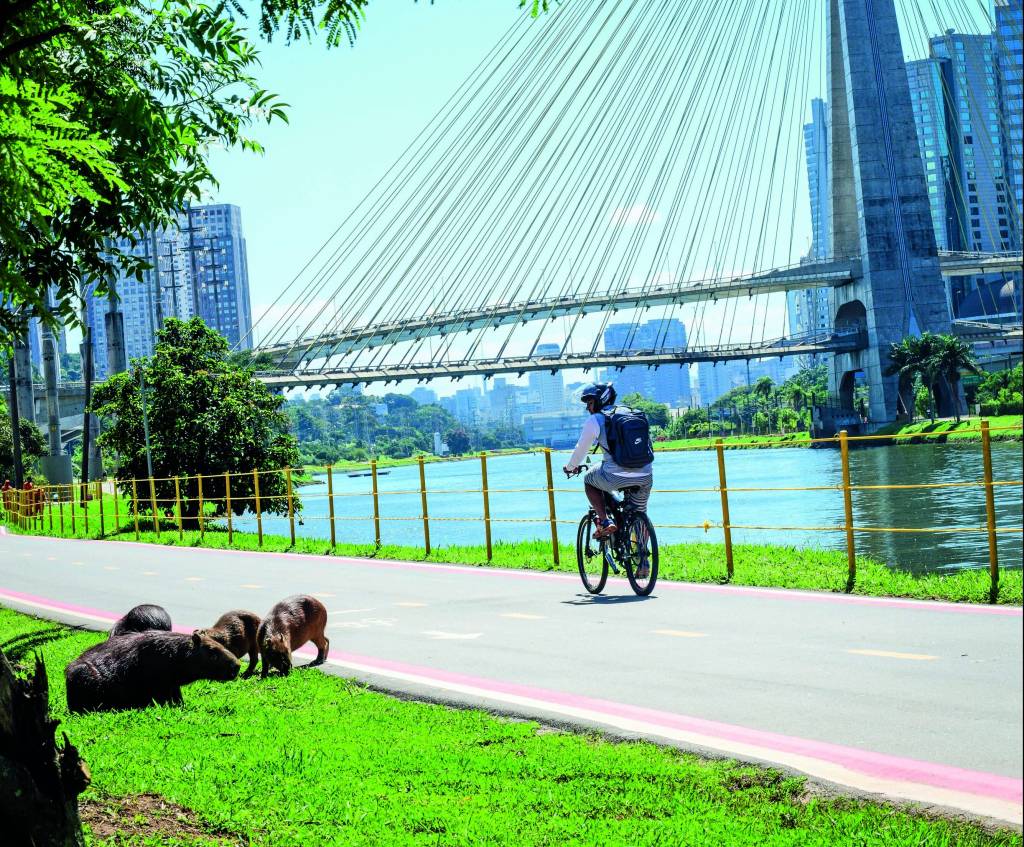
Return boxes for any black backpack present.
[602,406,655,468]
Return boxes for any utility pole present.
[41,292,62,459]
[149,225,164,328]
[6,357,24,489]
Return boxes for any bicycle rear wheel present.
[576,514,608,594]
[623,511,658,596]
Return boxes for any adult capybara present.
[196,610,261,678]
[257,595,329,678]
[109,604,172,638]
[65,630,240,713]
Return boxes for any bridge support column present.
[13,329,35,428]
[827,0,952,426]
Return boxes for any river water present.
[237,443,1022,574]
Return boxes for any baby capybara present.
[196,610,261,678]
[109,603,172,638]
[258,595,329,678]
[65,630,240,713]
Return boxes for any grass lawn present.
[872,415,1023,443]
[4,509,1021,605]
[2,606,1020,847]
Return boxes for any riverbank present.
[6,514,1018,604]
[870,415,1023,443]
[1,606,1019,847]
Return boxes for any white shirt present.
[566,411,652,477]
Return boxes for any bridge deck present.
[257,331,866,389]
[258,251,1020,368]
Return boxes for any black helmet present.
[580,382,616,409]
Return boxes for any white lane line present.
[653,629,707,638]
[313,592,335,599]
[184,576,204,582]
[239,583,263,589]
[423,630,482,641]
[501,612,545,620]
[142,571,159,576]
[335,607,375,615]
[396,602,427,608]
[103,566,119,571]
[847,649,938,662]
[47,556,57,561]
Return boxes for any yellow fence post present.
[131,478,140,540]
[47,486,54,533]
[480,452,493,562]
[112,478,119,535]
[371,460,381,548]
[544,449,560,566]
[97,480,105,537]
[417,455,431,555]
[839,430,856,591]
[82,483,89,536]
[286,467,295,546]
[59,487,65,536]
[225,472,233,546]
[253,470,263,547]
[197,473,205,537]
[980,420,999,602]
[149,476,159,537]
[174,476,183,538]
[70,484,76,535]
[715,439,734,580]
[327,465,336,549]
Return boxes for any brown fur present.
[65,631,239,713]
[196,610,261,678]
[257,595,329,678]
[109,604,172,638]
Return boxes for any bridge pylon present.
[827,0,953,426]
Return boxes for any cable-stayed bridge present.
[235,0,1021,426]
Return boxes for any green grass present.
[7,507,1019,604]
[1,606,1019,847]
[656,432,811,450]
[872,415,1023,443]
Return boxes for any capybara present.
[109,604,172,638]
[65,630,240,713]
[257,595,329,678]
[196,610,261,678]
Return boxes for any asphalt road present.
[1,530,1021,825]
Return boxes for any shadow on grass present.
[0,626,71,662]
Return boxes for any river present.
[236,442,1022,574]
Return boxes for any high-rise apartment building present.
[85,204,254,380]
[994,0,1022,241]
[788,99,832,345]
[528,343,565,412]
[602,320,691,406]
[901,30,1021,320]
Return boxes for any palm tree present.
[883,337,920,422]
[753,376,774,401]
[788,385,807,412]
[933,334,980,423]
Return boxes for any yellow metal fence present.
[2,422,1021,598]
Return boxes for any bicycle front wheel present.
[623,511,658,596]
[576,514,608,594]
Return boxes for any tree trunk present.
[0,649,90,846]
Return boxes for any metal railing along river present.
[2,422,1021,601]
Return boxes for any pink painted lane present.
[2,584,1021,822]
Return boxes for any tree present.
[753,377,775,401]
[933,335,979,422]
[776,408,799,435]
[0,395,46,483]
[620,392,670,427]
[445,427,471,455]
[883,337,922,422]
[91,319,300,526]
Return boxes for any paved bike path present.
[1,530,1020,825]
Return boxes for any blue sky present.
[199,1,997,397]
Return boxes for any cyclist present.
[563,383,654,558]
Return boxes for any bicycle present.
[566,463,659,596]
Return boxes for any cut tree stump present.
[0,647,90,847]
